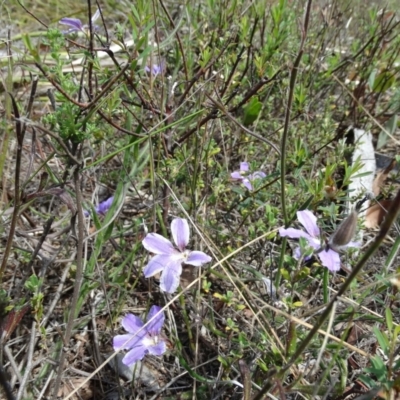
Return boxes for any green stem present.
[276,0,311,288]
[0,36,13,199]
[323,268,329,303]
[178,291,196,353]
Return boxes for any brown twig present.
[26,123,81,165]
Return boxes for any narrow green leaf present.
[243,97,262,126]
[286,321,297,356]
[385,308,393,333]
[372,328,389,356]
[368,69,378,90]
[372,71,395,93]
[21,34,41,63]
[377,114,398,150]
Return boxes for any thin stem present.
[158,0,188,84]
[0,31,13,204]
[323,267,329,303]
[276,0,313,288]
[51,168,85,399]
[280,0,312,227]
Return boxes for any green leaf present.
[21,34,41,63]
[377,114,397,150]
[242,97,262,126]
[385,308,393,333]
[364,355,387,382]
[368,69,378,90]
[281,268,290,281]
[394,325,400,339]
[337,357,348,392]
[286,321,297,356]
[358,374,378,389]
[372,71,395,93]
[24,274,41,292]
[373,327,389,356]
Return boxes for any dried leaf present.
[372,159,396,196]
[365,199,393,229]
[0,304,30,344]
[346,322,365,345]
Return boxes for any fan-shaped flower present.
[113,305,166,367]
[144,62,165,76]
[231,162,266,191]
[142,218,212,293]
[279,210,360,272]
[84,196,114,217]
[59,9,100,34]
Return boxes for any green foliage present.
[24,275,44,322]
[242,97,262,126]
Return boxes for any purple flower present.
[84,196,114,217]
[95,196,114,215]
[113,305,166,367]
[59,9,100,34]
[279,210,360,272]
[231,162,266,191]
[142,218,212,293]
[144,62,165,76]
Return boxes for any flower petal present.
[143,233,177,255]
[145,64,164,76]
[231,171,243,181]
[147,341,166,356]
[291,244,314,261]
[250,171,266,179]
[91,8,100,23]
[242,178,253,190]
[96,196,114,215]
[160,260,182,293]
[121,314,144,334]
[297,210,320,237]
[318,248,341,272]
[146,306,164,334]
[346,241,361,248]
[293,246,302,259]
[186,251,212,267]
[121,345,147,367]
[240,162,249,172]
[171,218,190,251]
[59,18,83,30]
[143,254,173,277]
[113,334,139,350]
[279,227,312,241]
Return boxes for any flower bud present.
[327,197,367,252]
[327,209,358,252]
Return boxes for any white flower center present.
[142,334,159,347]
